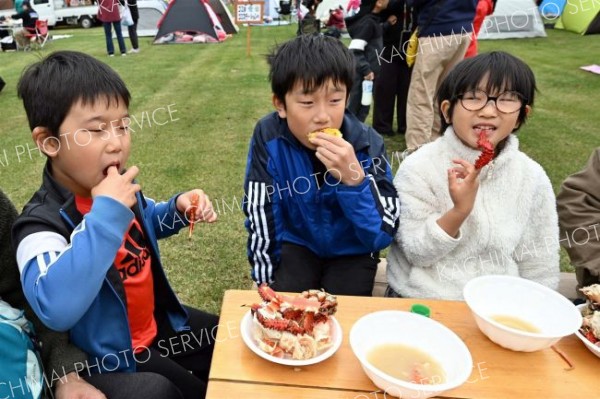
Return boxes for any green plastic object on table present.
[410,303,431,318]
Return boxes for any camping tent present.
[121,1,167,38]
[208,0,238,34]
[554,0,600,34]
[539,0,566,18]
[154,0,226,43]
[478,0,546,40]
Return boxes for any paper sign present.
[235,1,264,24]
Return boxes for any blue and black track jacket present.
[243,111,400,285]
[12,164,189,373]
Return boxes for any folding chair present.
[21,20,49,50]
[34,20,50,48]
[275,1,292,25]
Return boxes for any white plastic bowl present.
[349,311,472,399]
[575,303,600,359]
[463,275,582,352]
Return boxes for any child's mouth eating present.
[473,125,495,137]
[103,163,121,176]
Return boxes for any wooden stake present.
[247,25,252,57]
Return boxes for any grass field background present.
[1,25,599,313]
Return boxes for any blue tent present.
[539,0,566,18]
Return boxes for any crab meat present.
[292,335,318,360]
[590,311,600,340]
[250,284,337,360]
[581,284,600,306]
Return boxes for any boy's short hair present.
[436,51,536,133]
[17,51,130,137]
[267,34,354,104]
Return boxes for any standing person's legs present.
[83,372,183,399]
[321,253,378,296]
[272,243,322,292]
[346,69,364,120]
[113,21,127,55]
[102,22,114,55]
[13,28,28,48]
[404,36,446,151]
[128,22,139,50]
[373,57,398,135]
[396,58,411,135]
[429,34,471,141]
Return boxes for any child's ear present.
[513,105,532,131]
[32,127,59,158]
[272,95,287,118]
[440,100,452,124]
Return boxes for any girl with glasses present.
[385,51,559,300]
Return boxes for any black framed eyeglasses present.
[458,90,524,114]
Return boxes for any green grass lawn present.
[1,25,599,312]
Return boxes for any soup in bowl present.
[463,275,582,352]
[349,310,472,399]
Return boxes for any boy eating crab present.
[12,51,217,399]
[243,35,399,296]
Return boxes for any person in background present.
[324,6,345,38]
[298,0,322,34]
[10,1,38,49]
[127,0,140,53]
[97,0,127,56]
[403,0,476,153]
[345,0,390,122]
[464,0,496,58]
[557,149,600,299]
[373,0,416,136]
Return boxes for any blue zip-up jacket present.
[12,164,189,373]
[410,0,476,37]
[243,111,400,285]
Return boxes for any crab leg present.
[188,192,200,239]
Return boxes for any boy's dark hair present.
[17,51,131,137]
[267,34,354,104]
[436,51,536,134]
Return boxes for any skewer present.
[551,345,574,370]
[188,193,200,239]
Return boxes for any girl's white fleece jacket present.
[387,127,560,300]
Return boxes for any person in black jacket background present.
[345,0,390,122]
[10,1,37,49]
[127,0,140,53]
[372,0,416,136]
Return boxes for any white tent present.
[478,0,546,40]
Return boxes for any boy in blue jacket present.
[12,51,217,399]
[243,35,400,296]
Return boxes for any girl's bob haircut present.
[436,51,537,134]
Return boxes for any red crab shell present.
[474,131,494,170]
